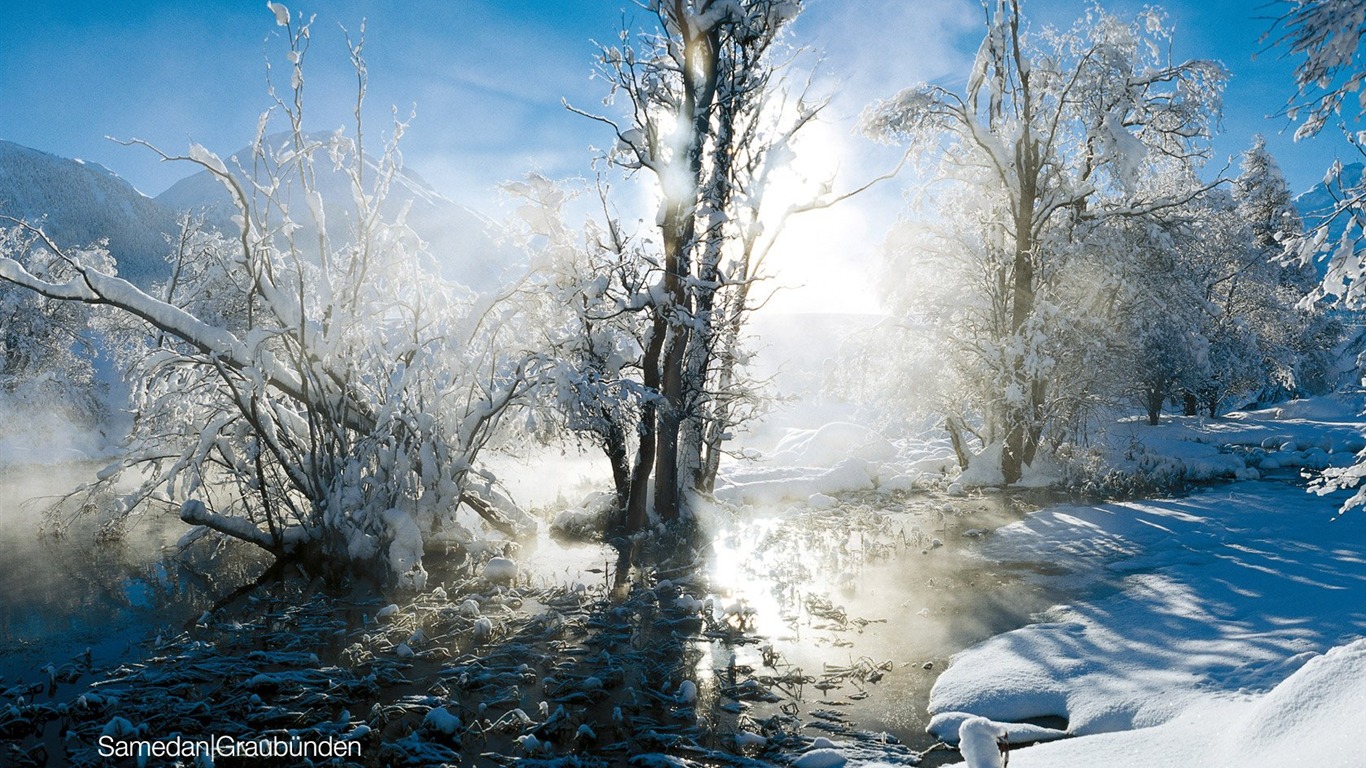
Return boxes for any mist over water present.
[0,448,1067,753]
[0,461,268,684]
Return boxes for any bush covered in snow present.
[0,14,541,585]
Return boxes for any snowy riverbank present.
[917,398,1366,766]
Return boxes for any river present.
[0,463,1073,766]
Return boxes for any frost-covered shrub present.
[0,9,537,585]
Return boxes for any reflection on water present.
[0,464,270,683]
[700,494,1063,758]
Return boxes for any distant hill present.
[155,133,518,290]
[0,140,178,287]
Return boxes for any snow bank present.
[1106,396,1366,486]
[928,713,1066,747]
[716,457,882,505]
[720,395,1365,503]
[949,639,1366,768]
[1268,393,1363,421]
[931,395,1365,493]
[957,442,1004,487]
[1227,639,1366,764]
[715,421,947,504]
[931,479,1366,763]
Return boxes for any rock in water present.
[677,679,697,704]
[473,617,494,642]
[422,706,462,737]
[735,731,767,749]
[482,557,518,584]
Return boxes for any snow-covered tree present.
[572,0,854,531]
[504,174,648,514]
[1179,193,1280,416]
[1103,214,1208,425]
[0,227,110,428]
[1233,137,1343,399]
[1273,0,1366,308]
[1104,142,1336,425]
[0,9,536,587]
[1111,140,1338,423]
[1267,1,1366,511]
[865,0,1225,481]
[1268,0,1366,141]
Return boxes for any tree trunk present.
[1183,390,1198,416]
[676,287,714,496]
[1145,385,1164,425]
[679,83,736,494]
[696,322,738,494]
[646,13,716,526]
[654,322,686,523]
[678,283,716,494]
[601,415,632,518]
[946,415,973,470]
[1022,378,1046,467]
[458,493,525,539]
[624,316,666,534]
[1002,170,1038,485]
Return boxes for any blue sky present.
[0,0,1358,311]
[1,0,1351,195]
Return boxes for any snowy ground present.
[919,399,1366,767]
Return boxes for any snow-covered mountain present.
[0,140,178,287]
[0,137,518,292]
[155,134,518,290]
[1294,161,1366,256]
[1294,161,1364,220]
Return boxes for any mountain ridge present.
[0,137,515,291]
[0,139,178,287]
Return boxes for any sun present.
[748,116,888,316]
